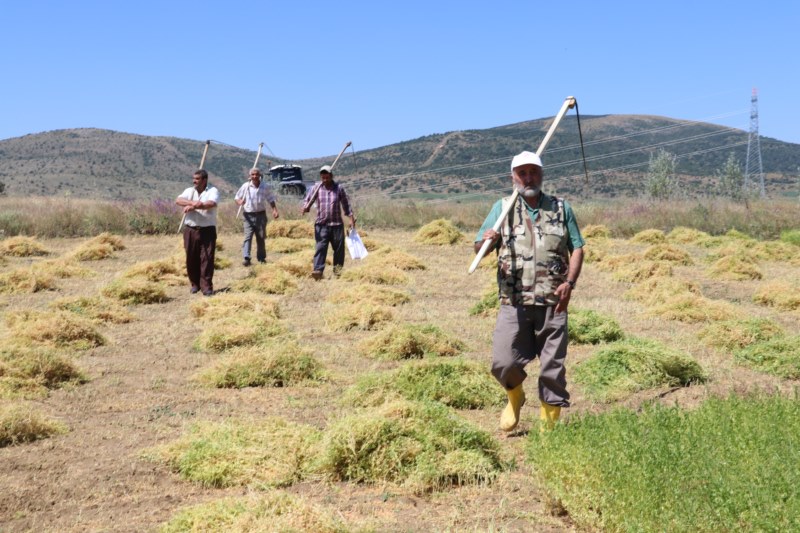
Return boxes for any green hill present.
[0,115,797,201]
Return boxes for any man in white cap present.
[474,151,585,432]
[300,164,356,279]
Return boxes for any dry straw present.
[327,285,410,307]
[697,318,784,351]
[122,259,183,284]
[160,492,349,533]
[0,268,55,294]
[50,296,135,324]
[612,260,673,283]
[324,303,393,332]
[0,236,49,257]
[413,219,464,245]
[5,310,105,350]
[642,244,693,265]
[630,229,666,244]
[195,341,324,388]
[648,294,740,323]
[274,256,314,278]
[190,292,280,321]
[368,248,426,270]
[0,403,67,447]
[31,259,93,279]
[266,237,315,254]
[193,313,284,353]
[707,256,763,281]
[752,280,800,311]
[70,232,125,261]
[593,253,641,273]
[623,276,701,306]
[582,225,611,239]
[340,265,410,285]
[0,343,86,398]
[234,265,298,295]
[102,278,169,304]
[358,324,464,360]
[666,226,710,244]
[267,220,315,239]
[144,417,322,488]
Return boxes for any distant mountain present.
[1,115,798,201]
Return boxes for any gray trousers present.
[242,211,267,262]
[313,224,345,273]
[491,304,570,407]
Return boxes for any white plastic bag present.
[346,228,368,260]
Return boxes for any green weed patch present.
[469,287,499,316]
[780,229,800,246]
[529,395,800,532]
[734,336,800,378]
[358,324,464,360]
[568,309,624,344]
[573,338,707,402]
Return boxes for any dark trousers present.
[242,211,267,262]
[313,223,345,273]
[183,225,216,293]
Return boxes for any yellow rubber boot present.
[499,384,525,432]
[540,403,561,432]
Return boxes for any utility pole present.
[744,88,765,197]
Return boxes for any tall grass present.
[529,395,800,532]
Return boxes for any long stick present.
[178,140,211,232]
[330,141,352,171]
[468,97,576,274]
[237,143,265,219]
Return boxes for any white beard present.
[518,186,540,198]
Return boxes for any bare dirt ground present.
[0,229,796,532]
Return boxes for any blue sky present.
[1,1,797,159]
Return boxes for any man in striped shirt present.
[235,168,279,266]
[300,165,356,280]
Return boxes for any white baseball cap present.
[320,165,333,174]
[511,151,542,171]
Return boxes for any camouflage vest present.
[497,194,570,306]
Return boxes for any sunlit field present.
[1,198,799,531]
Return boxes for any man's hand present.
[235,198,245,206]
[299,207,308,215]
[272,207,280,219]
[183,205,195,213]
[350,215,357,228]
[474,229,500,253]
[554,282,572,313]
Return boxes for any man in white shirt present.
[175,169,220,296]
[234,168,279,266]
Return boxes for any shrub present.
[195,342,325,388]
[0,403,67,447]
[190,293,280,321]
[642,244,693,265]
[358,324,464,360]
[0,236,49,257]
[698,318,784,351]
[752,280,800,310]
[160,492,349,533]
[569,309,624,344]
[529,395,800,532]
[623,276,701,306]
[734,336,800,378]
[413,219,464,245]
[573,338,707,402]
[581,225,611,239]
[102,278,169,304]
[5,311,105,350]
[340,266,409,285]
[50,296,135,324]
[324,304,393,332]
[342,359,501,409]
[648,294,739,323]
[266,220,314,239]
[314,400,505,493]
[233,265,298,295]
[327,285,410,307]
[630,229,666,244]
[193,314,284,353]
[144,418,322,488]
[707,256,762,281]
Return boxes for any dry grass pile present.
[573,338,707,402]
[642,244,693,265]
[267,220,314,239]
[369,247,426,270]
[314,399,505,493]
[413,219,464,245]
[324,303,393,332]
[751,240,800,262]
[342,359,501,409]
[193,313,285,353]
[697,318,784,351]
[145,418,322,488]
[122,259,183,284]
[50,296,135,324]
[582,225,611,239]
[0,403,67,447]
[214,254,232,270]
[190,292,280,321]
[666,226,710,244]
[593,253,641,273]
[648,294,740,323]
[612,260,673,283]
[31,259,93,279]
[266,237,315,254]
[703,241,761,263]
[734,336,800,378]
[469,286,499,316]
[274,255,313,278]
[327,284,410,307]
[569,309,625,345]
[707,256,763,281]
[752,280,800,311]
[358,324,464,360]
[623,276,701,306]
[340,265,410,285]
[70,232,125,261]
[5,311,105,350]
[0,268,55,294]
[582,243,609,264]
[0,236,49,257]
[234,264,298,295]
[360,236,381,251]
[630,229,666,244]
[0,343,86,398]
[725,229,754,240]
[195,341,325,388]
[160,492,349,533]
[102,277,169,304]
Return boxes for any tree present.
[716,152,744,200]
[646,149,678,200]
